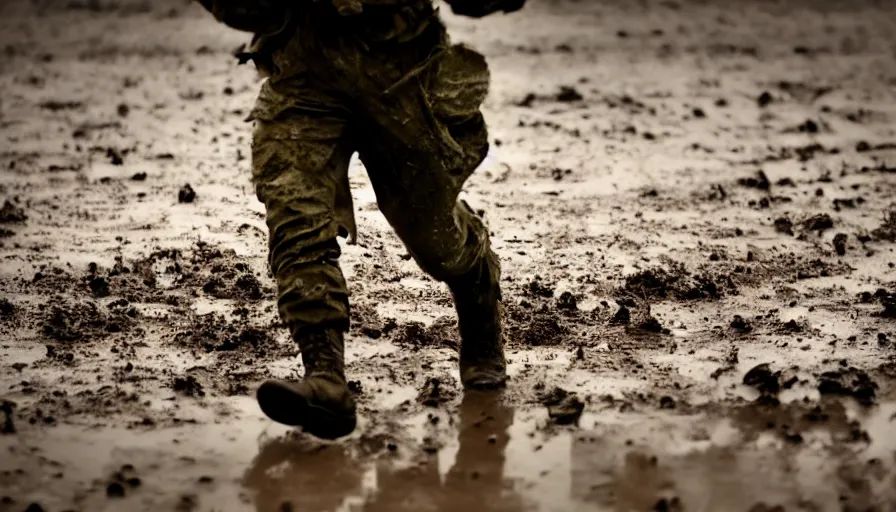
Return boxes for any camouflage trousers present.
[248,12,497,334]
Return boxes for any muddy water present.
[5,393,895,511]
[3,0,896,510]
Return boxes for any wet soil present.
[2,0,896,510]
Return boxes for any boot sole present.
[256,381,356,440]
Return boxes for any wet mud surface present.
[2,0,896,510]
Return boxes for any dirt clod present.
[42,299,135,342]
[106,482,126,498]
[731,315,753,333]
[178,184,196,203]
[418,377,455,407]
[172,375,205,397]
[817,367,877,406]
[738,170,771,190]
[833,233,848,255]
[542,387,584,425]
[871,204,896,241]
[802,213,834,233]
[556,291,577,310]
[774,217,794,235]
[1,401,16,434]
[743,363,781,395]
[555,86,583,102]
[0,200,27,223]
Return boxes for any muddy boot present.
[448,251,508,389]
[256,328,356,439]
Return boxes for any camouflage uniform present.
[199,0,515,438]
[244,0,496,335]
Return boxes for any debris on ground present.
[817,367,877,406]
[178,184,196,203]
[541,387,585,425]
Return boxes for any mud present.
[2,0,896,510]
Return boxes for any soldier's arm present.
[445,0,526,18]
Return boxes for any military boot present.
[448,250,508,389]
[256,328,357,439]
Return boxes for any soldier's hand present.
[446,0,526,18]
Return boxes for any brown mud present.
[2,0,896,510]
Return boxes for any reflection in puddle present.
[242,395,896,512]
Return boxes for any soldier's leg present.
[250,82,358,438]
[361,145,506,389]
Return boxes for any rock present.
[757,91,773,107]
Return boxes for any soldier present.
[197,0,524,439]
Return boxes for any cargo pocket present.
[425,44,491,181]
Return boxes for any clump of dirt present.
[391,316,458,349]
[524,277,555,298]
[178,184,196,203]
[0,298,16,322]
[540,387,584,425]
[172,375,205,397]
[351,302,394,339]
[104,464,142,499]
[42,298,137,342]
[635,311,669,334]
[730,315,753,333]
[743,363,781,396]
[794,259,847,280]
[774,217,794,235]
[417,377,456,407]
[858,288,896,318]
[833,233,848,255]
[505,303,569,346]
[187,242,269,301]
[1,401,16,434]
[817,367,877,406]
[742,363,802,406]
[616,262,734,301]
[870,204,896,242]
[172,312,288,358]
[801,213,834,233]
[556,291,577,311]
[0,200,27,223]
[611,303,631,325]
[738,170,771,190]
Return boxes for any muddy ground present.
[1,0,896,510]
